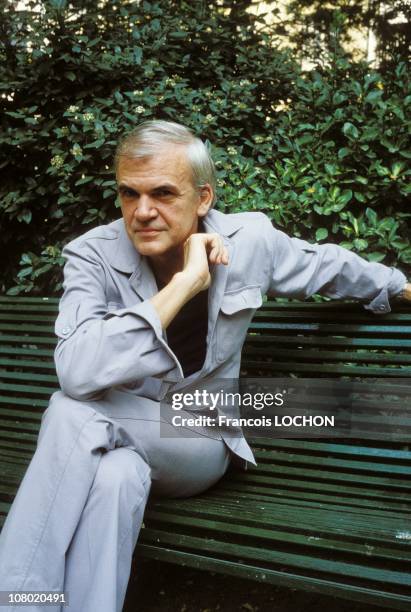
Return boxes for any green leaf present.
[19,211,32,224]
[18,267,33,279]
[367,252,386,263]
[114,91,123,104]
[169,31,188,39]
[50,0,67,9]
[315,228,328,241]
[33,264,53,278]
[365,90,382,105]
[330,186,340,200]
[338,190,353,207]
[342,122,359,139]
[6,286,22,296]
[400,248,411,264]
[84,139,105,149]
[296,134,313,146]
[353,238,368,251]
[365,208,377,225]
[21,254,32,265]
[75,176,94,186]
[391,162,404,178]
[325,164,337,175]
[133,47,143,64]
[5,111,24,119]
[338,147,350,160]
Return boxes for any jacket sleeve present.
[262,216,406,313]
[54,241,181,401]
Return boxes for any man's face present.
[117,145,212,260]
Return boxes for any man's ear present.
[197,184,214,217]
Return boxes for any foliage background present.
[0,0,410,295]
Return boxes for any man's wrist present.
[173,270,206,300]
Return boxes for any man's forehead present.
[117,145,192,185]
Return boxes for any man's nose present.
[133,196,157,221]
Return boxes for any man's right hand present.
[150,233,229,329]
[181,233,229,294]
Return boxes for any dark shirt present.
[155,221,209,377]
[162,287,208,377]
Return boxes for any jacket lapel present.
[107,219,158,301]
[129,257,158,301]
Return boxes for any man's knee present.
[37,391,98,446]
[92,448,151,505]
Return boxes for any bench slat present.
[210,485,410,514]
[250,438,411,461]
[245,334,411,349]
[249,321,411,335]
[137,544,411,610]
[0,297,58,304]
[242,360,411,376]
[0,324,54,333]
[139,521,411,586]
[0,334,55,345]
[226,474,411,502]
[0,346,54,357]
[0,382,57,395]
[243,346,411,364]
[0,371,57,383]
[0,359,56,370]
[252,449,411,475]
[0,395,48,408]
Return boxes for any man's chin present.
[133,239,167,258]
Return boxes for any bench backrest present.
[0,296,410,457]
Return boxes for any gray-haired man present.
[0,120,409,612]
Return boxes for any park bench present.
[0,295,410,610]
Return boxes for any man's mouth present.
[136,228,162,234]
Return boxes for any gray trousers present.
[0,389,232,612]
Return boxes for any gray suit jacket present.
[54,210,406,464]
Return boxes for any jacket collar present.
[202,208,243,238]
[108,218,141,275]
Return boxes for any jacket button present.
[378,305,386,311]
[61,326,72,335]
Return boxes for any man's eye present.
[120,188,136,198]
[156,189,173,197]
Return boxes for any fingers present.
[207,234,229,266]
[184,233,229,268]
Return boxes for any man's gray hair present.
[115,120,217,205]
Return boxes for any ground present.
[123,560,390,612]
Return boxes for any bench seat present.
[0,296,410,610]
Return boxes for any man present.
[0,120,409,612]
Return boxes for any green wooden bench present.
[0,295,410,610]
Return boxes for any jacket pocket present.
[216,286,262,363]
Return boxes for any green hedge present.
[1,1,410,294]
